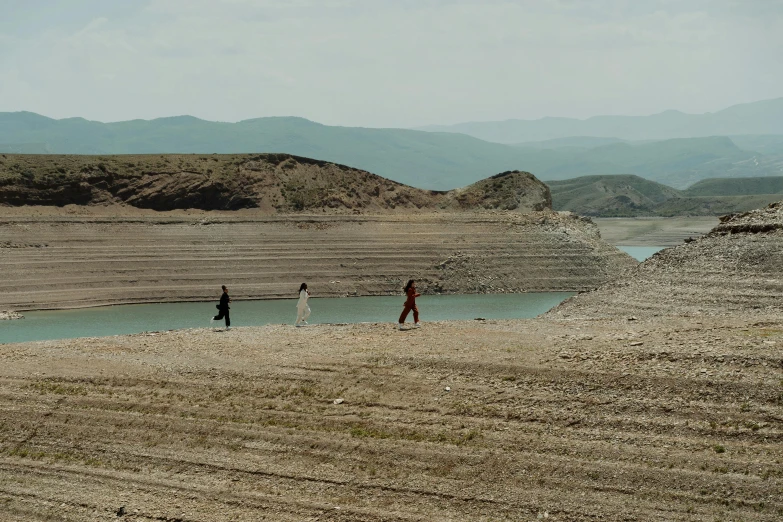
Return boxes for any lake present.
[0,292,575,344]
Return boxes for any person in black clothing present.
[211,285,231,329]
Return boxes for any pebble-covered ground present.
[0,315,780,521]
[551,203,783,320]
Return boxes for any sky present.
[1,0,782,127]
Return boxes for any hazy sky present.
[1,0,782,127]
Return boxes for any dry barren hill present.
[0,153,550,212]
[550,201,783,319]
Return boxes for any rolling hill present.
[683,176,783,197]
[549,174,783,217]
[513,136,783,189]
[6,150,775,217]
[0,153,550,213]
[513,136,629,150]
[729,134,783,155]
[548,175,680,216]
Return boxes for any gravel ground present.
[0,315,780,521]
[552,203,783,320]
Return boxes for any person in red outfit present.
[398,279,421,330]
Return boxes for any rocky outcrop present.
[0,310,23,320]
[0,154,551,213]
[549,200,783,319]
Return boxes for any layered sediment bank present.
[0,210,634,311]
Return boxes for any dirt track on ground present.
[0,316,781,521]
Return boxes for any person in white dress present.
[296,283,311,326]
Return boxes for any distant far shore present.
[593,216,718,246]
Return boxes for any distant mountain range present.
[2,104,783,190]
[549,174,783,217]
[419,98,783,143]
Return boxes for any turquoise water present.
[0,292,574,344]
[617,246,666,261]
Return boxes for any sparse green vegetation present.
[684,176,783,197]
[28,380,88,396]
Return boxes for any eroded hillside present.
[0,210,633,310]
[549,201,783,318]
[0,153,549,213]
